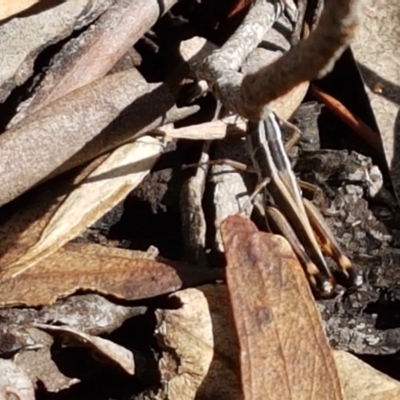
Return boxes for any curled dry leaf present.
[0,294,146,353]
[34,324,135,375]
[220,215,343,400]
[9,0,178,125]
[0,71,196,207]
[0,242,223,307]
[13,331,80,393]
[155,285,241,400]
[0,359,35,400]
[5,136,164,278]
[0,154,108,274]
[333,350,400,400]
[0,0,112,101]
[37,294,146,336]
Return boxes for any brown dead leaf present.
[155,285,241,400]
[333,350,400,400]
[0,359,35,400]
[5,136,164,278]
[221,215,343,400]
[34,324,135,375]
[0,242,223,307]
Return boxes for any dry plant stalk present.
[194,0,367,120]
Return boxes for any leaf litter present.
[1,0,400,399]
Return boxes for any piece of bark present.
[0,71,197,207]
[0,0,112,102]
[221,215,344,399]
[155,285,241,400]
[0,242,223,306]
[5,136,164,278]
[0,359,35,400]
[9,0,178,126]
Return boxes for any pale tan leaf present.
[35,324,135,375]
[0,243,222,307]
[0,0,44,20]
[333,350,400,400]
[5,136,164,278]
[0,359,35,400]
[155,285,241,400]
[221,215,343,400]
[352,0,400,200]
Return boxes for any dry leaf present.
[9,0,178,125]
[333,350,400,399]
[0,359,35,400]
[0,0,112,101]
[0,242,223,306]
[352,0,400,200]
[0,294,146,352]
[155,285,241,400]
[35,324,135,375]
[0,71,195,207]
[13,331,80,393]
[221,215,343,400]
[0,155,109,273]
[5,136,164,278]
